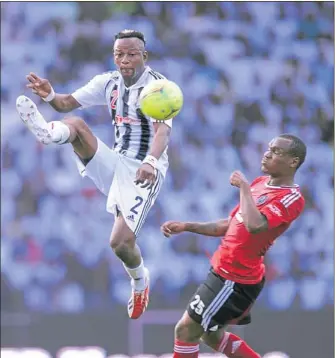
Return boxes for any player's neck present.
[123,68,146,88]
[268,176,295,187]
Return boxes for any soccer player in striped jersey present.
[16,30,174,319]
[161,135,306,358]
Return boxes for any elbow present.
[245,221,267,234]
[245,224,259,234]
[243,213,268,234]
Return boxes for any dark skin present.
[25,36,171,268]
[26,37,171,190]
[160,136,300,347]
[113,37,147,87]
[113,37,171,189]
[161,136,300,236]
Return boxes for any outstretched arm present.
[161,218,230,238]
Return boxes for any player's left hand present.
[230,170,249,188]
[135,163,156,189]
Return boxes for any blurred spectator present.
[1,1,333,313]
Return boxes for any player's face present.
[261,137,299,176]
[114,38,147,81]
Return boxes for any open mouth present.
[120,68,134,75]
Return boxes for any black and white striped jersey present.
[71,66,172,176]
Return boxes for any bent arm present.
[239,182,268,233]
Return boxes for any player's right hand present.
[160,221,186,238]
[26,72,53,99]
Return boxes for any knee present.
[62,117,88,133]
[110,234,135,258]
[175,318,190,341]
[174,313,202,342]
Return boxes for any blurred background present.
[1,2,334,358]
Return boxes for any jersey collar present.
[265,181,299,189]
[122,66,152,90]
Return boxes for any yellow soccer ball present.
[139,79,183,120]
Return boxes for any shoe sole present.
[16,95,52,144]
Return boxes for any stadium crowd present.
[1,2,333,313]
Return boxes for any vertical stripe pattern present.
[103,68,169,171]
[135,87,151,160]
[120,89,131,153]
[110,84,118,124]
[201,280,235,331]
[134,171,163,236]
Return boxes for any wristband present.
[143,155,158,169]
[42,87,56,102]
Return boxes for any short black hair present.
[279,133,307,169]
[114,30,146,46]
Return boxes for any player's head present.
[261,134,307,177]
[113,30,148,81]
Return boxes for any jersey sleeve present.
[72,73,110,108]
[260,192,305,229]
[229,204,240,220]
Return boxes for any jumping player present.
[161,134,307,358]
[16,30,174,319]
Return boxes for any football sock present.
[216,332,260,358]
[123,258,146,291]
[173,339,199,358]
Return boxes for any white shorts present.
[74,138,164,236]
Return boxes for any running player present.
[16,30,174,319]
[161,134,307,358]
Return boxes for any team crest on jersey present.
[256,195,268,205]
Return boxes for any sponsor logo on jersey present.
[115,115,141,125]
[256,195,268,205]
[268,204,282,216]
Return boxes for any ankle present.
[124,260,147,291]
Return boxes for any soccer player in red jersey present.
[161,134,307,358]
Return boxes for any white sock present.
[48,121,70,144]
[123,259,146,291]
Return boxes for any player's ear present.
[143,51,148,63]
[290,157,300,169]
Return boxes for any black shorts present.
[187,268,265,331]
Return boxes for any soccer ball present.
[139,79,183,120]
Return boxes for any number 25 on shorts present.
[190,294,205,315]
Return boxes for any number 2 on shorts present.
[130,196,144,215]
[190,294,205,315]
